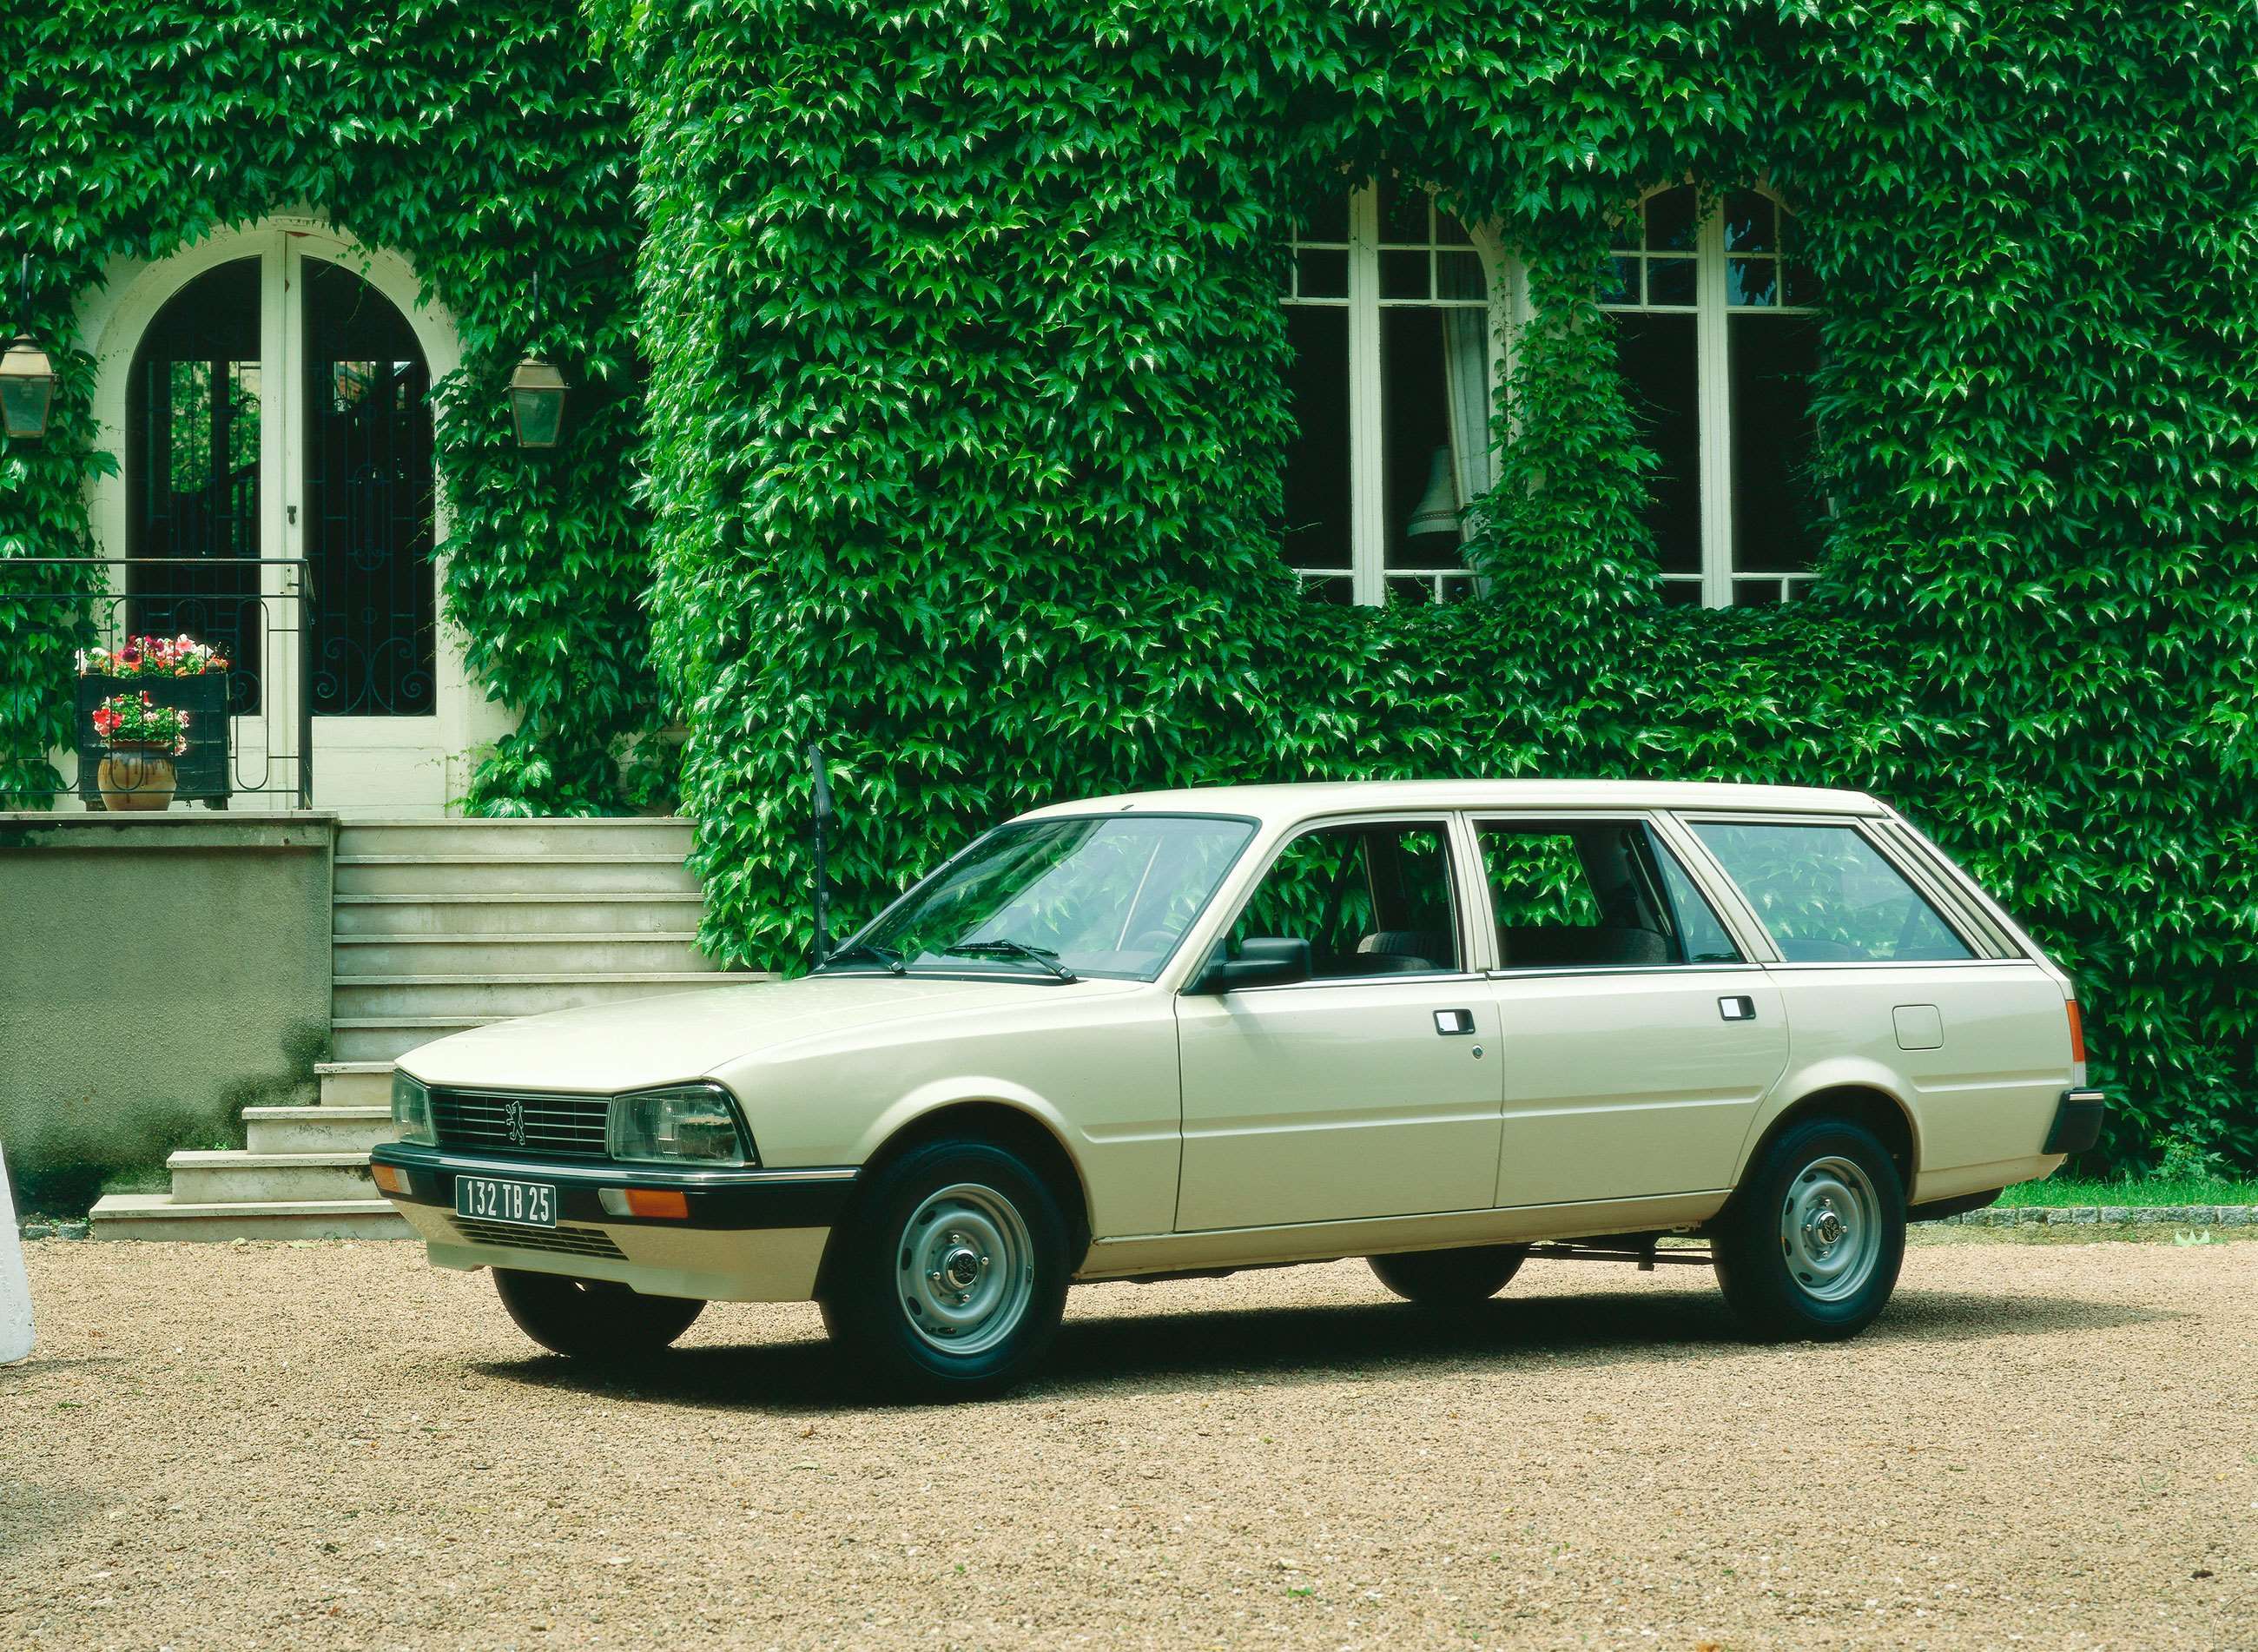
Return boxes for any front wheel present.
[1368,1244,1528,1305]
[818,1139,1072,1399]
[492,1269,705,1360]
[1712,1117,1905,1341]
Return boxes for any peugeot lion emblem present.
[503,1096,527,1147]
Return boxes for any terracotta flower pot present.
[96,743,179,811]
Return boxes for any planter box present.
[76,674,232,809]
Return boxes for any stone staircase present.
[92,817,745,1239]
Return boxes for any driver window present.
[1226,821,1461,976]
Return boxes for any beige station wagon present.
[372,781,2104,1397]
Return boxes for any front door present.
[1173,817,1503,1231]
[1472,815,1789,1208]
[124,231,443,808]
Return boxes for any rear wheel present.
[1368,1244,1528,1305]
[818,1138,1072,1399]
[492,1269,705,1360]
[1713,1116,1905,1341]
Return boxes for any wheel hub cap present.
[1779,1155,1882,1304]
[895,1183,1035,1357]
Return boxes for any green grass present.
[1997,1173,2258,1207]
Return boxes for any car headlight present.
[608,1082,754,1166]
[392,1071,436,1146]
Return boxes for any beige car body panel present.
[384,779,2082,1302]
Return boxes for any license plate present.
[453,1175,557,1228]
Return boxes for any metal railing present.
[3,557,314,809]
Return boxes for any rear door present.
[1476,816,1790,1208]
[1173,815,1504,1231]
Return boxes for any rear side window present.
[1476,820,1744,968]
[1689,821,1975,963]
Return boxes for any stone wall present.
[0,815,333,1211]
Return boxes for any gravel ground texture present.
[4,1232,2255,1651]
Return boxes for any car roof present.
[1015,779,1886,830]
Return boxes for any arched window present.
[1279,182,1508,605]
[1601,185,1825,606]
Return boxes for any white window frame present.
[1284,185,1524,605]
[1600,183,1821,608]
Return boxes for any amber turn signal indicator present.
[2066,998,2087,1065]
[370,1163,409,1197]
[623,1188,690,1219]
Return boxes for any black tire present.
[1713,1115,1906,1342]
[1368,1244,1528,1305]
[492,1269,705,1361]
[818,1137,1072,1400]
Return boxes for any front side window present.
[1476,819,1746,969]
[1224,821,1462,976]
[839,815,1256,981]
[1688,821,1975,963]
[1602,185,1826,607]
[1281,182,1505,605]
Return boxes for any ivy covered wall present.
[615,0,2258,1172]
[0,0,657,814]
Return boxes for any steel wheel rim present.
[895,1181,1036,1357]
[1778,1154,1882,1304]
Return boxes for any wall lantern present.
[508,356,568,449]
[1,258,55,441]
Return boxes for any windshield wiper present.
[818,940,907,975]
[942,939,1078,981]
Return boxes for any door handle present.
[1433,1008,1476,1035]
[1719,995,1757,1022]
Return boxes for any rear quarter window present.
[1689,821,1975,963]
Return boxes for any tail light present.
[2066,997,2087,1081]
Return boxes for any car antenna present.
[806,741,835,967]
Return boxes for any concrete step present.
[331,932,717,978]
[244,1106,397,1154]
[89,1192,410,1242]
[332,1017,495,1063]
[167,1151,380,1205]
[316,1061,394,1107]
[334,854,702,898]
[333,892,710,936]
[332,973,725,1021]
[338,818,696,859]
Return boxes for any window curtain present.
[1437,254,1495,555]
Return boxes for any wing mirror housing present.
[1195,935,1312,993]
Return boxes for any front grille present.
[452,1218,625,1259]
[431,1088,609,1158]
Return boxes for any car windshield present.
[829,814,1257,982]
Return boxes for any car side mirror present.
[1196,935,1312,993]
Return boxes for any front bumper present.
[2043,1088,2109,1157]
[370,1142,857,1302]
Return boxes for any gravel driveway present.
[4,1232,2254,1650]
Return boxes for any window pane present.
[1690,823,1975,963]
[1230,823,1460,975]
[1379,249,1429,301]
[1602,256,1639,306]
[1436,250,1486,301]
[1727,257,1777,307]
[1479,822,1702,968]
[1647,257,1697,306]
[1376,181,1430,245]
[1646,186,1699,252]
[1302,195,1350,243]
[1723,190,1775,253]
[1295,248,1348,300]
[1435,207,1473,247]
[1729,314,1824,574]
[1381,308,1456,570]
[1281,307,1352,572]
[1652,843,1745,964]
[1613,313,1701,575]
[1783,261,1819,307]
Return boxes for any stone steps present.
[93,816,737,1241]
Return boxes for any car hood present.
[393,971,1139,1094]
